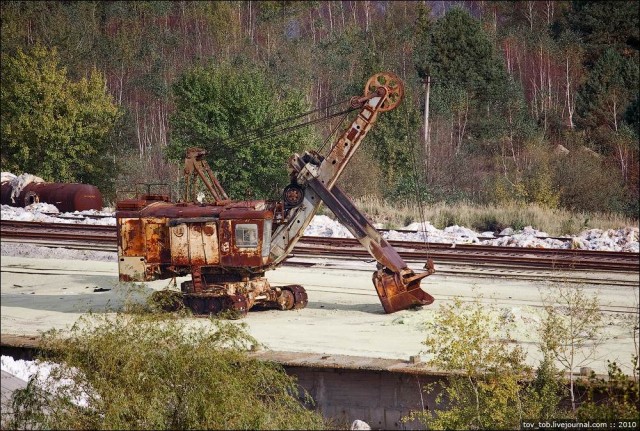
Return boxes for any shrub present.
[577,361,639,422]
[4,313,325,430]
[403,297,548,430]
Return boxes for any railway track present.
[1,220,638,272]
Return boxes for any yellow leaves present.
[415,296,537,429]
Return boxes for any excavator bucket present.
[372,262,435,314]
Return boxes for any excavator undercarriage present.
[116,72,435,316]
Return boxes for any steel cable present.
[238,107,357,148]
[404,99,432,259]
[218,97,355,148]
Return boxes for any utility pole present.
[423,75,431,180]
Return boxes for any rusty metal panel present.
[143,218,168,263]
[170,222,219,266]
[118,217,163,282]
[219,219,264,267]
[119,218,144,256]
[219,220,232,258]
[170,224,190,266]
[201,222,219,264]
[138,201,223,219]
[188,224,207,265]
[188,222,219,265]
[220,208,273,220]
[118,256,147,282]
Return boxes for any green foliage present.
[0,2,103,77]
[336,143,385,199]
[577,48,639,133]
[422,7,507,104]
[167,63,313,200]
[387,172,433,203]
[489,141,560,209]
[403,288,639,428]
[1,1,638,218]
[551,148,628,214]
[563,1,639,64]
[530,355,566,421]
[624,97,640,137]
[4,313,325,430]
[0,44,121,196]
[412,6,540,206]
[405,297,539,430]
[577,361,639,422]
[368,90,422,184]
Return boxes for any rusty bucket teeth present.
[372,269,434,314]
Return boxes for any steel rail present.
[295,237,639,271]
[1,220,638,272]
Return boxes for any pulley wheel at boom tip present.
[365,72,404,112]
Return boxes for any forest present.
[1,1,638,219]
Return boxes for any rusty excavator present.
[115,72,436,316]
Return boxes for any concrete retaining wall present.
[285,365,444,430]
[1,336,449,430]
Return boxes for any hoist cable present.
[221,98,348,145]
[403,99,431,257]
[318,109,352,155]
[238,107,357,147]
[218,97,355,147]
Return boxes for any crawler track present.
[1,220,638,272]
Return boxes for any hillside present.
[1,1,638,217]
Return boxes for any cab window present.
[235,224,258,248]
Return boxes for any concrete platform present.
[1,255,638,429]
[1,255,638,375]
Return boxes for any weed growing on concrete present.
[538,283,639,421]
[539,284,606,413]
[403,297,542,430]
[576,360,639,422]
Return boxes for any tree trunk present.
[525,1,534,31]
[424,76,431,175]
[310,8,316,45]
[364,1,370,32]
[351,1,357,27]
[565,57,575,129]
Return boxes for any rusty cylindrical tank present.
[0,182,103,212]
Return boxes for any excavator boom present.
[269,72,435,313]
[310,182,435,313]
[183,147,229,203]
